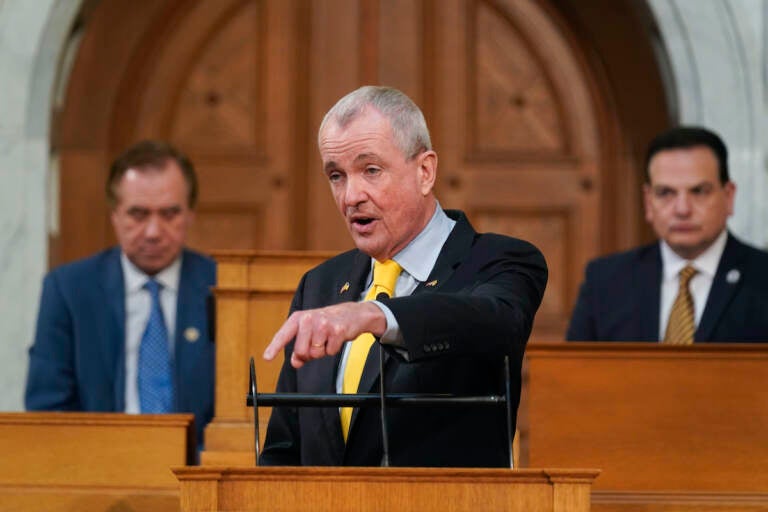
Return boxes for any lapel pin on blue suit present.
[184,327,200,342]
[726,269,740,285]
[426,280,438,287]
[339,282,350,294]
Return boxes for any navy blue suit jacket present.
[259,210,547,467]
[567,233,768,342]
[25,247,216,443]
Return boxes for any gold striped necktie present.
[340,259,402,441]
[663,265,698,345]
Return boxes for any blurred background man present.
[567,126,768,342]
[25,140,216,444]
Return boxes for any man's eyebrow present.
[323,161,339,173]
[353,152,383,164]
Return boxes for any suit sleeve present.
[24,272,81,411]
[258,273,306,466]
[384,236,547,361]
[565,262,597,341]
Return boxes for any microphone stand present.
[248,354,515,468]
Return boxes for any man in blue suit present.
[25,140,216,444]
[567,126,768,342]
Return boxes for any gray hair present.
[318,86,432,160]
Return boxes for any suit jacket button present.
[424,345,431,353]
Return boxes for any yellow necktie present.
[663,265,698,345]
[340,259,402,441]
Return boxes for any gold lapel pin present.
[426,280,438,287]
[340,282,350,294]
[184,327,200,342]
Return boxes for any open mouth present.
[353,217,375,226]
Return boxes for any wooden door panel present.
[430,0,603,339]
[473,1,564,154]
[106,0,304,253]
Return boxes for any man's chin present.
[350,237,386,261]
[132,255,172,275]
[667,239,708,260]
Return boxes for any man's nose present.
[344,175,368,206]
[673,192,692,215]
[144,215,162,237]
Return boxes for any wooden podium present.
[523,343,768,511]
[173,466,599,512]
[194,252,602,510]
[203,251,333,465]
[0,412,194,512]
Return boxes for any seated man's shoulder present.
[47,247,121,281]
[584,242,657,278]
[735,236,768,261]
[182,248,217,279]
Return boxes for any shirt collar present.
[120,251,182,293]
[387,202,456,282]
[660,229,728,281]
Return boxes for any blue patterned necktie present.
[138,279,173,413]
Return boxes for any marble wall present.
[649,0,768,248]
[0,0,81,410]
[0,0,764,410]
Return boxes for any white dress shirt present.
[658,230,728,339]
[121,253,182,413]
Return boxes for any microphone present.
[375,290,391,466]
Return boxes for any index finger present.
[263,314,299,361]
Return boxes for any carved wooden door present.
[58,0,638,339]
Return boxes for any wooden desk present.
[523,343,768,511]
[174,466,600,512]
[0,412,194,512]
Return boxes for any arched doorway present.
[54,0,670,340]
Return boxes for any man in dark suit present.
[567,126,768,342]
[25,140,216,444]
[260,86,547,467]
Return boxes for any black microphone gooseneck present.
[375,291,391,467]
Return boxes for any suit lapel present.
[351,212,476,432]
[637,245,662,340]
[328,252,371,448]
[175,251,202,410]
[101,248,126,410]
[413,210,476,295]
[697,234,743,341]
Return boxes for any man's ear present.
[417,150,438,196]
[724,181,736,216]
[642,183,654,223]
[109,208,119,230]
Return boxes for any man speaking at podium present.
[261,86,547,467]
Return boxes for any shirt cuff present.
[370,300,404,347]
